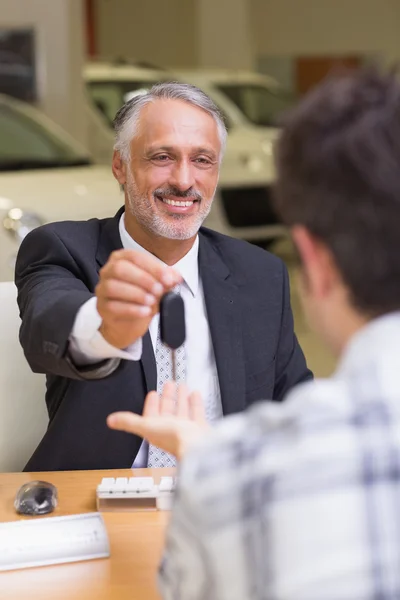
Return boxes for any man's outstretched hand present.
[107,382,209,461]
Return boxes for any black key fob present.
[159,291,186,350]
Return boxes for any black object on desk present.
[14,481,58,516]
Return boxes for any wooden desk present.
[0,468,174,600]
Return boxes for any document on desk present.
[0,512,110,571]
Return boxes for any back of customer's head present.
[274,67,400,318]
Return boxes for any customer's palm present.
[107,382,209,460]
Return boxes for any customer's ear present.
[292,226,336,299]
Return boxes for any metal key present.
[159,291,186,381]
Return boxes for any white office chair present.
[0,282,48,472]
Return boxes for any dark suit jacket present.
[15,207,312,471]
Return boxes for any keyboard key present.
[159,477,174,492]
[114,478,129,492]
[127,477,154,493]
[97,478,116,493]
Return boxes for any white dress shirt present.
[69,214,223,465]
[159,312,400,600]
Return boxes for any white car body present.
[171,67,291,155]
[84,62,287,243]
[0,166,123,277]
[0,94,124,281]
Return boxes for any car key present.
[159,291,186,381]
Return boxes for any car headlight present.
[3,208,44,245]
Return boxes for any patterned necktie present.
[147,288,186,468]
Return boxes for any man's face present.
[122,99,221,240]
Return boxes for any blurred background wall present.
[0,0,87,146]
[94,0,198,68]
[94,0,400,91]
[253,0,400,90]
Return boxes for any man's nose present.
[169,160,195,192]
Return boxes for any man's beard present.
[125,169,213,240]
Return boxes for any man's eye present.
[153,155,171,162]
[195,157,212,165]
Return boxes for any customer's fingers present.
[107,411,180,456]
[107,410,209,460]
[143,391,160,417]
[189,391,207,424]
[176,384,190,418]
[160,381,177,415]
[107,411,145,436]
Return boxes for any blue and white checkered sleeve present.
[157,458,216,600]
[159,374,400,600]
[157,409,283,600]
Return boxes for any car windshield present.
[0,103,91,171]
[87,81,161,126]
[216,83,295,127]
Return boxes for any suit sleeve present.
[273,261,313,401]
[15,225,119,380]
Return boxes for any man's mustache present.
[154,187,202,201]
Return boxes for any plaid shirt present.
[159,313,400,600]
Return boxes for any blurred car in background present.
[0,92,283,281]
[84,61,168,164]
[0,93,123,281]
[172,68,295,147]
[84,61,287,245]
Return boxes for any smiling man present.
[15,82,311,471]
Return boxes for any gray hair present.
[113,81,227,162]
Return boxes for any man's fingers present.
[97,299,152,319]
[97,280,157,307]
[189,391,207,423]
[108,249,182,289]
[143,391,160,417]
[100,260,165,297]
[176,384,190,418]
[160,381,177,415]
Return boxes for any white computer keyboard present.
[96,476,177,511]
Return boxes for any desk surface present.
[0,468,175,600]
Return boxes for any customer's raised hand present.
[107,382,209,461]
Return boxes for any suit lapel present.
[95,207,157,394]
[95,206,124,268]
[199,232,246,416]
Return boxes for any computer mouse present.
[14,480,58,516]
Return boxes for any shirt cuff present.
[69,296,143,365]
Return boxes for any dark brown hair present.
[273,67,400,315]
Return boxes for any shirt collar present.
[335,311,400,379]
[118,213,199,297]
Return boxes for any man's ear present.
[292,225,337,299]
[112,151,127,186]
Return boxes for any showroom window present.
[217,84,295,127]
[0,104,88,167]
[88,81,160,125]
